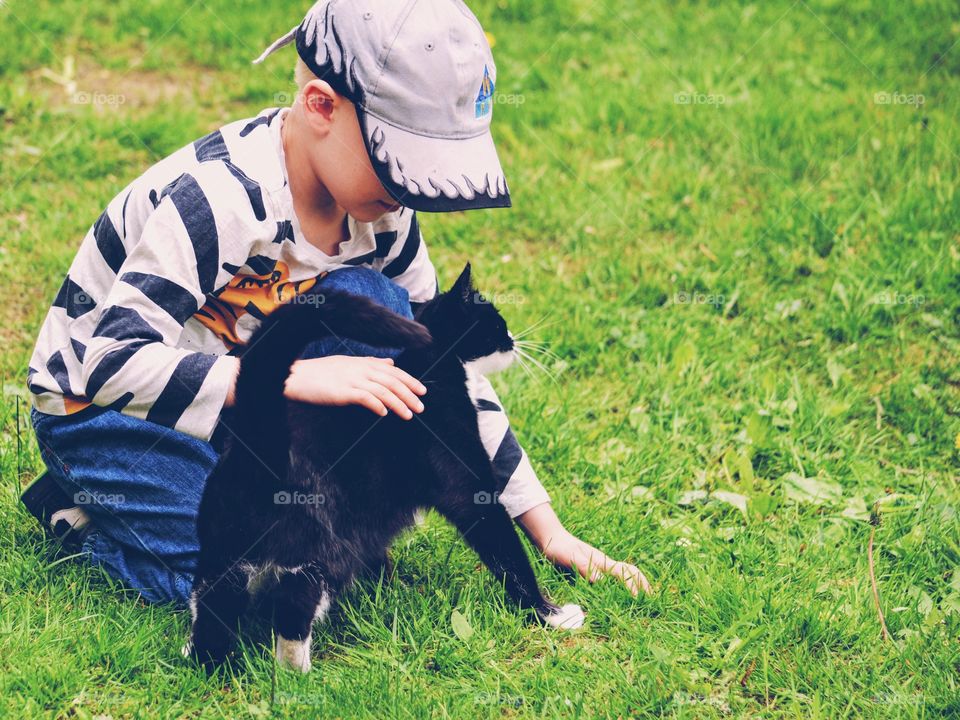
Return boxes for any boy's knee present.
[319,267,412,319]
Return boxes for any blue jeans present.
[31,268,414,606]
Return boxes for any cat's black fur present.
[185,265,580,672]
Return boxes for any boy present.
[22,0,649,606]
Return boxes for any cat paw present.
[182,637,231,671]
[276,636,312,673]
[539,603,585,630]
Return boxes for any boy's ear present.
[301,79,338,128]
[451,263,473,302]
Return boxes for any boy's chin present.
[348,200,402,223]
[350,207,391,223]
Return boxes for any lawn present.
[2,0,959,717]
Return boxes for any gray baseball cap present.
[254,0,510,212]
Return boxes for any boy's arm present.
[80,163,262,441]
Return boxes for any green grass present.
[3,0,960,717]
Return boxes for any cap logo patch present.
[475,65,494,118]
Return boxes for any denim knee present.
[318,267,413,319]
[297,268,413,361]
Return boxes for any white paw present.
[180,640,193,659]
[541,603,585,630]
[276,636,312,673]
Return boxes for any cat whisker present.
[514,340,563,363]
[515,346,559,385]
[514,340,563,364]
[513,314,557,340]
[512,315,548,338]
[514,352,536,380]
[523,356,558,386]
[523,352,557,380]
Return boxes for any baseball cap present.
[254,0,511,212]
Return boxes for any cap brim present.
[357,107,511,213]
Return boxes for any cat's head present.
[417,264,515,375]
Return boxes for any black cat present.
[184,264,584,672]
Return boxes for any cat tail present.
[228,289,431,456]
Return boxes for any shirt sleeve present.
[466,368,552,518]
[375,211,439,303]
[79,163,265,441]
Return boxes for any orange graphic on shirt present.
[193,260,327,351]
[63,395,92,415]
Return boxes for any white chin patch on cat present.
[465,350,515,376]
[540,603,586,630]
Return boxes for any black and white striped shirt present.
[27,106,549,517]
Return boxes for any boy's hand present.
[518,503,652,597]
[542,530,652,597]
[283,355,426,419]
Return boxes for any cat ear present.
[452,263,473,302]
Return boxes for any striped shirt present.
[27,106,549,518]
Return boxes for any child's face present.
[295,81,402,222]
